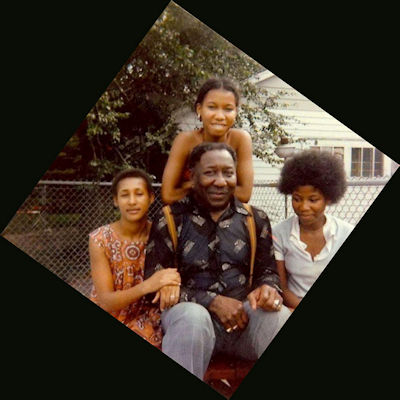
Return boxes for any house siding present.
[252,72,393,179]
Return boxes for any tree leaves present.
[47,2,292,181]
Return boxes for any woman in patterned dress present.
[89,168,181,348]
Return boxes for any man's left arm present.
[248,208,283,311]
[144,210,176,280]
[144,211,217,311]
[144,210,182,310]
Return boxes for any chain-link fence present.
[1,178,388,297]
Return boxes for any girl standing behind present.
[161,77,254,204]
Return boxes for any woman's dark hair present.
[278,150,347,204]
[194,77,240,110]
[111,168,154,197]
[188,142,237,170]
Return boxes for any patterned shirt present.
[144,196,281,310]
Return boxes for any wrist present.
[141,279,152,295]
[209,295,222,313]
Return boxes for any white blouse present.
[272,214,354,298]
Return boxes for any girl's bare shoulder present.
[229,128,252,146]
[174,130,202,148]
[231,128,251,138]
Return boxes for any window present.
[311,146,344,160]
[351,147,384,177]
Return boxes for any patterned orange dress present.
[89,224,162,348]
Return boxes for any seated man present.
[144,142,291,380]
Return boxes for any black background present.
[3,1,398,398]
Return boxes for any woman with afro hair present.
[273,150,354,309]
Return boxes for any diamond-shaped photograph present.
[2,2,398,398]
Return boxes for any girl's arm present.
[276,260,301,309]
[89,237,180,312]
[234,130,254,203]
[161,132,194,204]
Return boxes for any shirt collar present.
[323,214,337,239]
[290,214,337,241]
[172,195,249,219]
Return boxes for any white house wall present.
[256,74,364,141]
[253,72,393,178]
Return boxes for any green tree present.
[46,2,292,181]
[85,91,130,177]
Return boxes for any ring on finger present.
[232,325,238,331]
[226,327,232,333]
[273,299,280,308]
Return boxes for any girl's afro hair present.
[278,150,347,204]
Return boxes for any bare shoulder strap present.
[243,203,256,288]
[162,205,178,252]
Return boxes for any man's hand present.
[209,295,249,332]
[247,284,283,312]
[152,285,180,311]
